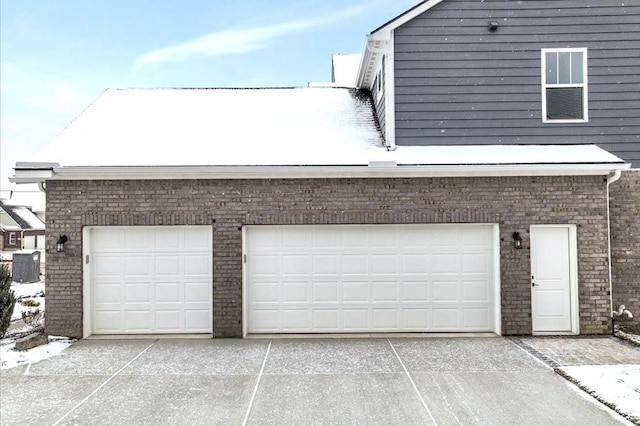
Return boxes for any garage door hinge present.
[243,254,247,263]
[85,255,90,264]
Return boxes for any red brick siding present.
[610,170,640,318]
[44,176,611,338]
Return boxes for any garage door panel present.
[373,282,399,302]
[93,228,123,248]
[343,282,369,302]
[403,309,429,328]
[282,283,308,302]
[125,310,152,331]
[125,283,151,303]
[94,256,123,277]
[90,226,212,334]
[313,282,338,302]
[125,229,152,249]
[372,255,399,274]
[246,225,495,334]
[373,309,399,328]
[155,282,180,303]
[463,308,491,329]
[402,254,429,274]
[313,310,339,329]
[250,255,279,275]
[281,228,309,247]
[184,255,211,276]
[156,256,180,275]
[343,255,368,274]
[185,310,211,331]
[462,253,489,273]
[463,281,490,301]
[185,282,211,302]
[154,228,181,249]
[343,310,368,329]
[125,256,152,276]
[432,254,459,274]
[283,255,307,274]
[312,229,338,247]
[312,255,339,274]
[402,281,428,301]
[94,311,121,333]
[94,283,122,303]
[432,281,459,302]
[432,309,459,329]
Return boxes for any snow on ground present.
[0,336,76,370]
[10,279,45,321]
[561,364,640,423]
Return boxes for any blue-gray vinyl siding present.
[393,0,640,167]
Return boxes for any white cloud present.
[133,4,367,70]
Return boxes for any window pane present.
[545,52,558,84]
[546,87,584,120]
[571,52,584,84]
[558,52,571,84]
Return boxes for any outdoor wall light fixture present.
[489,21,499,32]
[56,235,68,252]
[512,232,523,249]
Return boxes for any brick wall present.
[45,176,611,338]
[610,170,640,318]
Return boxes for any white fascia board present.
[9,169,54,184]
[41,163,631,181]
[356,0,445,88]
[369,0,446,40]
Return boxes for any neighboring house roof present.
[0,202,44,231]
[331,54,361,87]
[0,209,21,232]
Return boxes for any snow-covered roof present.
[0,210,21,231]
[33,87,385,167]
[0,202,44,231]
[331,54,361,87]
[10,207,45,230]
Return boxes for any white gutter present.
[10,163,630,182]
[606,168,623,323]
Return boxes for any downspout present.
[38,182,46,193]
[606,169,622,333]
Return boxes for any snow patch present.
[11,280,45,321]
[1,336,75,370]
[561,364,640,423]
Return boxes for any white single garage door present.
[88,226,213,334]
[245,224,496,334]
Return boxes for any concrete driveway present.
[0,336,629,425]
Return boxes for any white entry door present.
[244,224,498,334]
[530,225,577,334]
[86,226,213,335]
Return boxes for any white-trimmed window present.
[8,232,16,246]
[541,48,588,122]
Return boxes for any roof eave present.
[11,163,631,182]
[356,0,447,88]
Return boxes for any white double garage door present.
[85,224,499,336]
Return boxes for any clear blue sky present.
[0,0,418,193]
